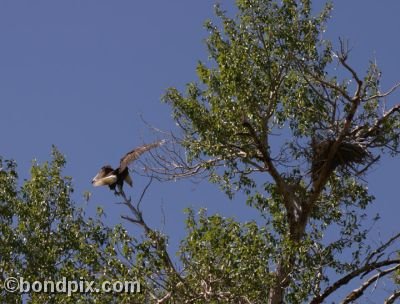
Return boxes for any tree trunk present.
[268,287,284,304]
[268,262,287,304]
[268,201,310,304]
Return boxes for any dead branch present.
[134,133,224,181]
[337,38,363,99]
[117,183,186,302]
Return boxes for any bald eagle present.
[91,140,164,193]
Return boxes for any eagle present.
[91,140,164,193]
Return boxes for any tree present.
[157,0,400,302]
[0,149,188,303]
[0,148,148,303]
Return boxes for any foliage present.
[0,148,145,303]
[178,209,273,303]
[161,0,400,303]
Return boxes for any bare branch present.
[350,104,400,141]
[310,259,400,304]
[364,82,400,102]
[157,290,173,303]
[385,290,400,304]
[137,175,154,211]
[342,264,400,303]
[363,232,400,266]
[303,73,353,102]
[135,134,224,181]
[354,155,380,176]
[117,185,186,294]
[337,38,363,99]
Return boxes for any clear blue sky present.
[1,1,399,302]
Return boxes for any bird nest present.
[311,139,372,181]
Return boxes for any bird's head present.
[91,165,116,186]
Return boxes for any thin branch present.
[242,119,284,188]
[157,290,173,303]
[138,135,224,181]
[137,176,154,211]
[363,232,400,266]
[364,82,400,102]
[298,58,353,102]
[337,38,363,99]
[351,104,400,139]
[354,155,380,176]
[365,104,400,137]
[117,185,186,292]
[121,215,142,225]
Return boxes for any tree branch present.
[337,38,363,100]
[342,264,400,303]
[356,104,400,140]
[385,290,400,304]
[242,119,282,185]
[364,82,400,102]
[117,184,186,301]
[363,232,400,266]
[310,259,400,304]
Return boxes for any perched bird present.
[92,140,164,193]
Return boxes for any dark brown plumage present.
[92,140,164,193]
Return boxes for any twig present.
[137,176,154,211]
[363,232,400,266]
[117,184,187,302]
[364,82,400,102]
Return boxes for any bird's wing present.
[92,174,117,187]
[119,140,165,172]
